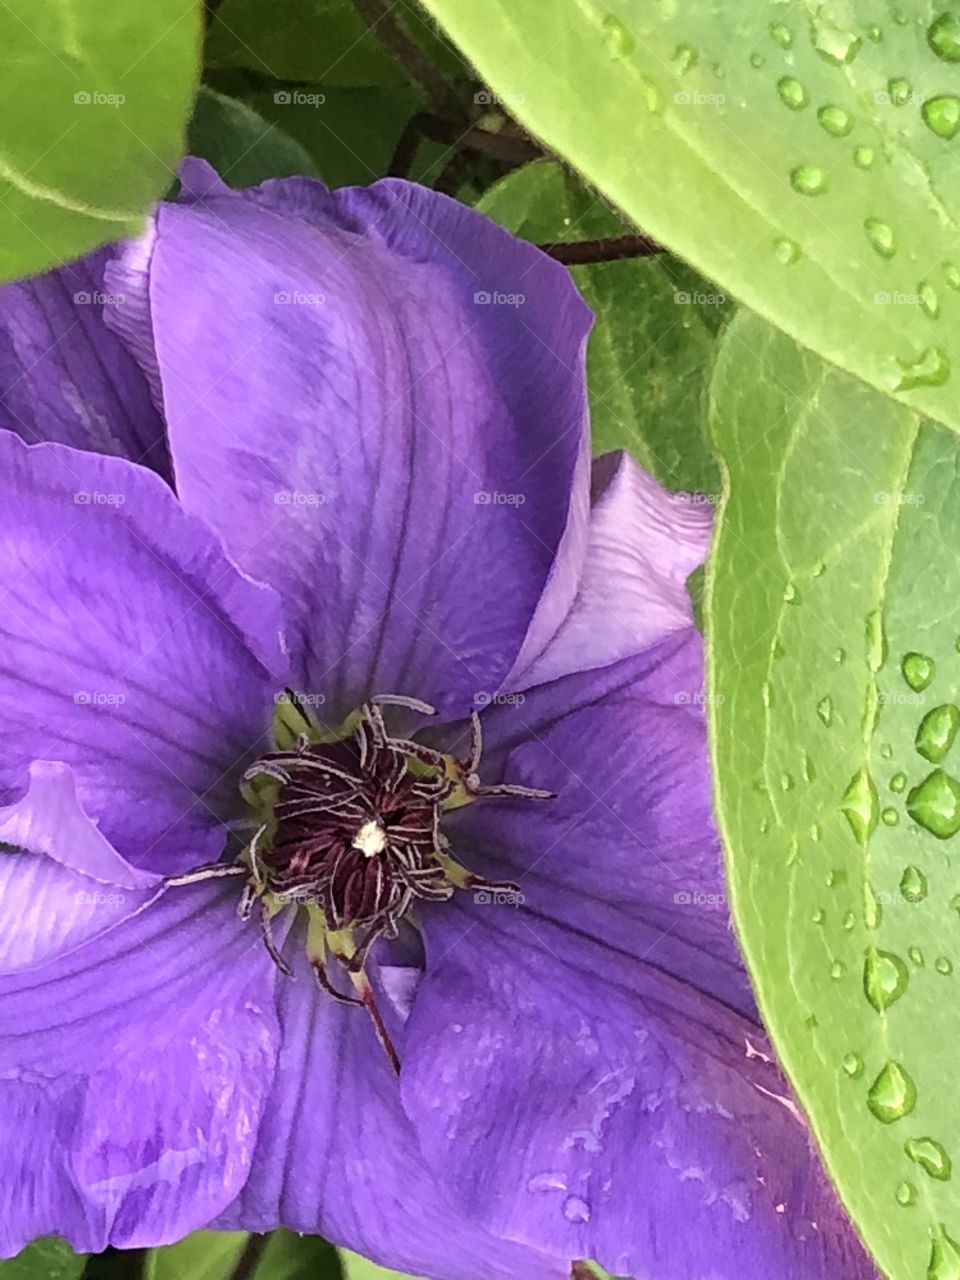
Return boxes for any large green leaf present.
[188,88,319,187]
[708,309,960,1279]
[419,0,960,436]
[144,1230,341,1279]
[0,1240,84,1280]
[340,1250,421,1279]
[0,0,200,281]
[477,160,724,492]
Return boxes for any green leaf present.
[0,0,200,281]
[144,1230,341,1280]
[707,309,960,1280]
[206,0,464,89]
[0,1239,84,1280]
[419,0,960,437]
[476,160,723,492]
[339,1250,422,1279]
[188,88,319,187]
[243,86,424,187]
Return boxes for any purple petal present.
[110,166,591,717]
[512,452,712,689]
[0,433,285,874]
[0,762,162,974]
[447,633,752,1017]
[0,249,170,478]
[0,881,280,1256]
[215,931,565,1280]
[402,901,876,1280]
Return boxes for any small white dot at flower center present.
[352,819,388,858]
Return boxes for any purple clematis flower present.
[0,160,876,1280]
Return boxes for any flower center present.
[168,691,549,1069]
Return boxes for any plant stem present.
[351,0,467,122]
[538,234,662,265]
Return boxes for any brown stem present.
[538,234,662,265]
[351,0,467,122]
[229,1234,270,1280]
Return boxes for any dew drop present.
[900,865,928,902]
[895,1180,917,1206]
[826,867,846,888]
[854,145,876,169]
[774,236,802,264]
[759,816,770,835]
[762,681,773,708]
[921,281,941,319]
[903,652,936,692]
[929,12,960,62]
[867,1061,917,1123]
[842,1051,863,1077]
[830,959,846,979]
[917,704,960,763]
[601,14,636,58]
[770,22,793,48]
[563,1195,591,1223]
[841,767,879,845]
[882,807,900,826]
[864,947,909,1012]
[881,743,894,760]
[888,77,912,107]
[907,769,960,838]
[812,907,826,925]
[791,165,829,196]
[866,610,887,672]
[928,1225,960,1280]
[835,646,847,663]
[671,42,698,73]
[781,771,795,791]
[892,347,952,392]
[946,263,960,291]
[937,955,955,975]
[891,772,907,793]
[843,909,856,931]
[924,95,960,140]
[817,695,833,726]
[864,217,896,258]
[909,946,925,967]
[911,1141,957,1177]
[784,581,799,603]
[802,753,816,782]
[864,882,883,929]
[867,23,883,42]
[811,822,822,841]
[810,18,861,64]
[750,51,766,69]
[950,891,960,918]
[777,76,808,110]
[818,105,852,136]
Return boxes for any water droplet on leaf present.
[928,1225,960,1279]
[865,217,897,257]
[672,42,698,73]
[892,347,952,391]
[929,12,960,62]
[791,165,829,196]
[774,237,802,264]
[916,704,960,763]
[770,22,793,48]
[864,947,909,1011]
[810,17,861,64]
[843,1051,863,1077]
[601,14,636,58]
[946,263,960,291]
[920,281,941,318]
[900,865,927,901]
[895,1180,917,1206]
[923,95,960,139]
[818,105,853,136]
[867,1061,917,1123]
[882,807,900,826]
[937,955,955,975]
[842,767,879,845]
[817,695,833,726]
[891,772,907,793]
[907,769,960,838]
[903,652,936,692]
[854,145,876,169]
[777,76,808,109]
[909,946,925,966]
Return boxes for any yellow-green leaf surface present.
[708,309,960,1279]
[420,0,960,435]
[0,0,200,281]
